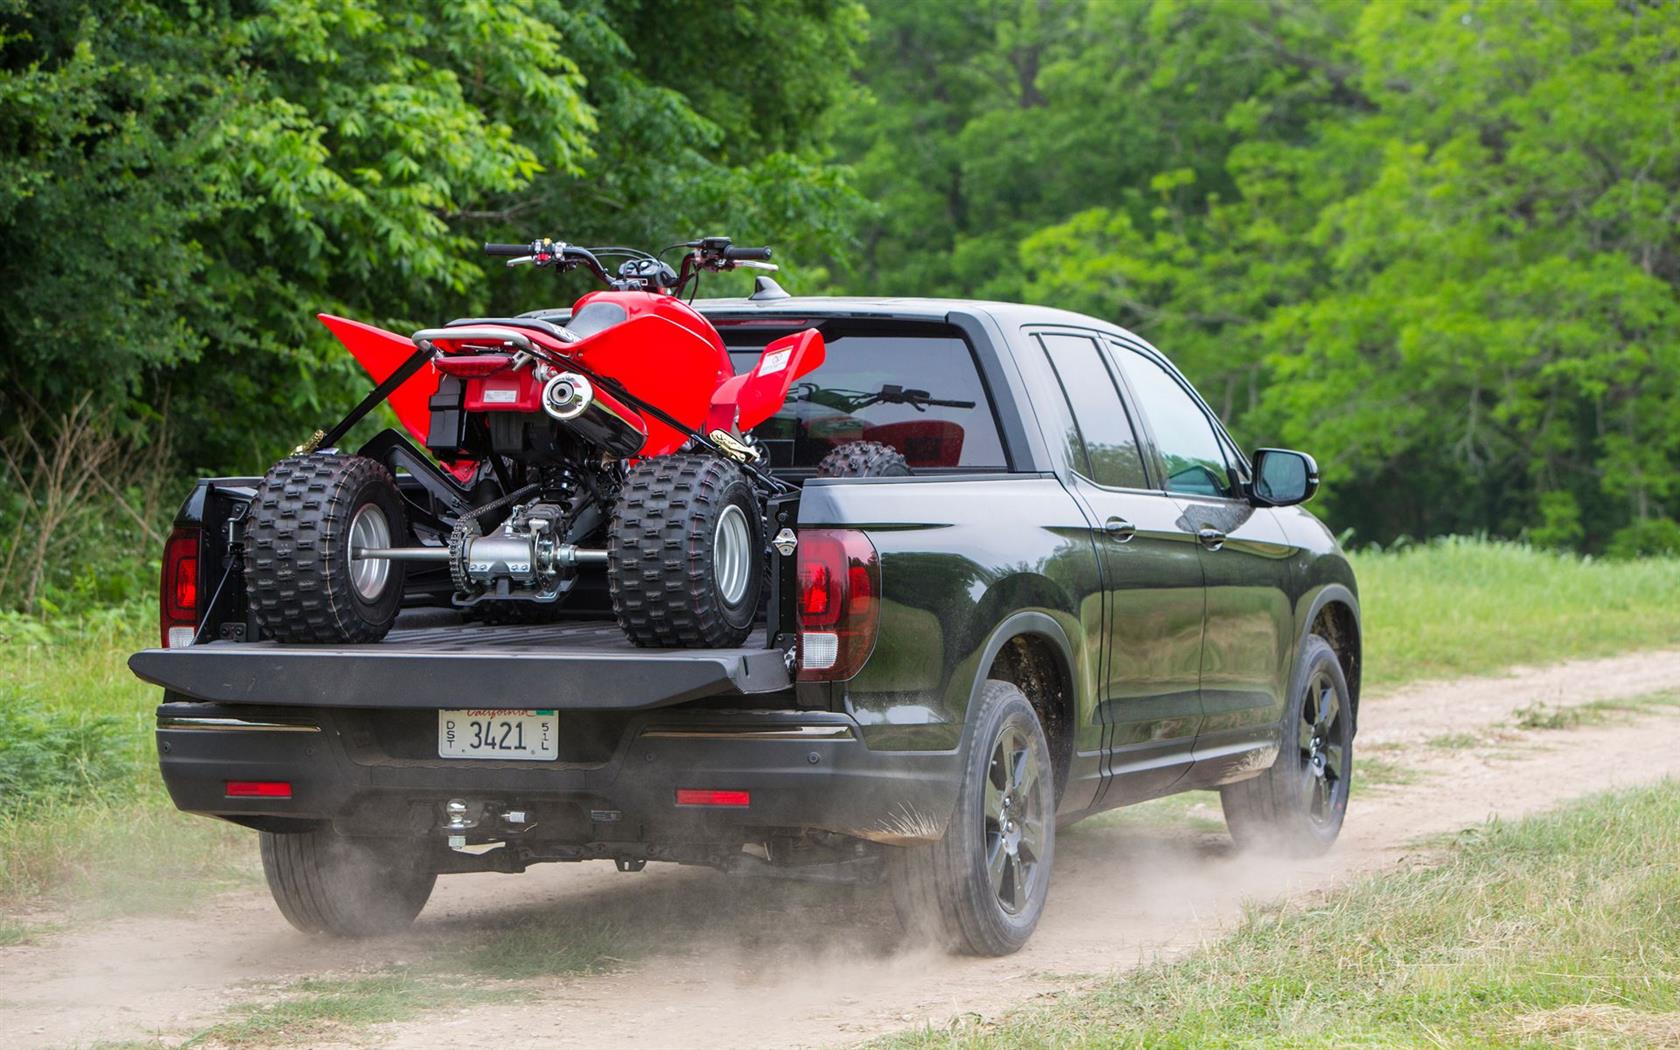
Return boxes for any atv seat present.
[446,316,579,343]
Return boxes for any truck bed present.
[129,618,791,710]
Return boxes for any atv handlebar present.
[484,235,775,293]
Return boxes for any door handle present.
[1196,527,1226,551]
[1103,517,1136,542]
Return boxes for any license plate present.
[438,710,558,761]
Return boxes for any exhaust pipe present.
[541,371,647,458]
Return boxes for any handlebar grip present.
[723,246,773,261]
[483,242,531,257]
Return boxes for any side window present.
[1116,347,1234,498]
[1038,334,1149,489]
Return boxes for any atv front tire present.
[817,440,911,478]
[609,454,764,648]
[246,453,407,643]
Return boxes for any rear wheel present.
[608,454,764,647]
[1220,634,1352,855]
[816,440,910,478]
[889,680,1055,956]
[245,453,407,643]
[259,828,435,937]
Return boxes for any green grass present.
[1348,753,1417,796]
[1350,538,1680,688]
[180,971,487,1048]
[441,913,640,980]
[0,605,256,920]
[149,921,626,1046]
[882,779,1680,1049]
[1512,692,1680,732]
[1425,731,1486,751]
[1071,791,1228,836]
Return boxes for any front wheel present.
[259,828,436,937]
[608,454,764,648]
[888,680,1055,956]
[1220,634,1353,855]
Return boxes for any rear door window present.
[723,328,1007,471]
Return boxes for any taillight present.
[160,526,201,648]
[796,529,879,681]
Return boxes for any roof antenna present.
[748,275,790,302]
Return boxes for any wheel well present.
[1311,600,1362,710]
[986,633,1073,803]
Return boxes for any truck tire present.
[259,828,436,937]
[816,440,910,478]
[609,454,763,648]
[246,453,407,643]
[888,680,1055,956]
[1220,634,1352,856]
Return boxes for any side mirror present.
[1250,448,1319,507]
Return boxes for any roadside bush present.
[1606,517,1680,560]
[0,705,137,804]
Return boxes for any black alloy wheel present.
[889,680,1056,956]
[1220,633,1353,855]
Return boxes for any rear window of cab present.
[721,325,1007,472]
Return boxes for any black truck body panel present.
[138,295,1361,859]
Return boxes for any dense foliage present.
[0,0,863,608]
[0,0,863,469]
[1,0,1676,613]
[838,0,1680,552]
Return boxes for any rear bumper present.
[156,703,960,846]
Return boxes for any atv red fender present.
[318,314,435,446]
[706,328,825,434]
[563,312,727,457]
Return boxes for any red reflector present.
[675,788,750,808]
[433,353,514,377]
[226,780,292,799]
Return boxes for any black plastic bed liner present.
[128,620,792,711]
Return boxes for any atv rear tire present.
[609,454,764,648]
[246,453,407,643]
[816,440,911,478]
[259,828,435,937]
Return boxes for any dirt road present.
[7,649,1680,1049]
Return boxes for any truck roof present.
[531,294,1153,349]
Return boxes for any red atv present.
[243,236,896,648]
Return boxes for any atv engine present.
[448,502,606,605]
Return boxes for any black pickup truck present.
[131,294,1360,957]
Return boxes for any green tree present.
[0,0,866,472]
[844,0,1680,552]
